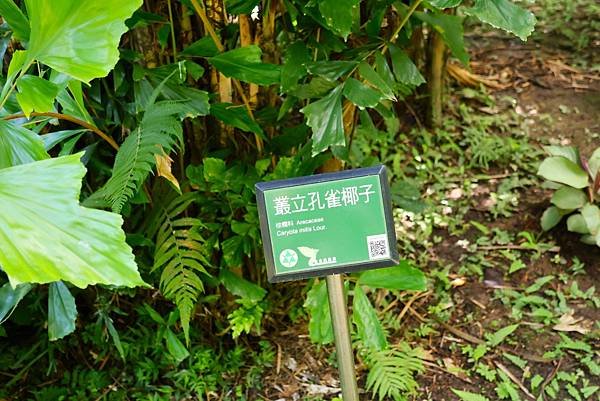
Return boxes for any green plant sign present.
[256,166,398,282]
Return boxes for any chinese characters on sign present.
[256,165,399,282]
[273,184,376,216]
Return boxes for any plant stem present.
[167,0,178,60]
[188,0,263,154]
[4,112,119,151]
[427,29,446,129]
[381,0,424,55]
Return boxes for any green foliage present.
[537,145,600,246]
[358,262,427,291]
[0,119,48,168]
[208,46,281,85]
[364,343,425,401]
[452,389,491,401]
[0,154,144,288]
[47,281,77,341]
[15,74,59,116]
[464,0,536,41]
[301,85,345,155]
[0,0,30,41]
[22,0,142,82]
[353,285,387,351]
[145,188,210,343]
[102,99,194,212]
[304,279,333,344]
[0,0,549,398]
[0,282,31,322]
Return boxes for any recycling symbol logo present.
[279,249,298,268]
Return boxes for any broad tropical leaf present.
[358,62,395,101]
[389,45,426,87]
[211,102,265,137]
[318,0,360,39]
[359,261,426,291]
[541,206,562,231]
[0,120,48,168]
[544,145,579,164]
[353,285,387,351]
[551,187,586,210]
[0,282,32,323]
[464,0,536,41]
[343,78,382,109]
[48,281,77,341]
[23,0,142,82]
[281,42,309,92]
[301,85,345,156]
[0,0,30,41]
[145,188,210,343]
[220,269,266,303]
[538,156,589,189]
[304,280,333,344]
[208,46,281,85]
[306,61,358,81]
[225,0,261,15]
[0,154,144,288]
[15,75,59,117]
[416,11,470,66]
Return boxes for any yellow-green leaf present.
[23,0,142,82]
[0,153,146,288]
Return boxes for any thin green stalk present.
[167,0,178,60]
[381,0,424,54]
[6,347,48,388]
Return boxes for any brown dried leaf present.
[553,311,591,335]
[154,146,180,192]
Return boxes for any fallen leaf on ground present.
[443,357,472,382]
[553,311,591,335]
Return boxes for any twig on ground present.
[540,359,562,401]
[495,361,536,400]
[476,244,561,253]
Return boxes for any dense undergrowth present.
[0,0,598,400]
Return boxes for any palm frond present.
[102,99,193,213]
[364,343,425,401]
[146,188,211,343]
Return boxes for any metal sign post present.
[256,165,398,400]
[326,273,360,401]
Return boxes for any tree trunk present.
[426,29,446,129]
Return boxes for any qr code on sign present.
[367,234,389,260]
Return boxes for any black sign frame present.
[255,165,399,283]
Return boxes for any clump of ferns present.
[359,341,426,401]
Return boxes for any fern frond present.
[103,100,192,213]
[364,343,425,401]
[146,188,211,343]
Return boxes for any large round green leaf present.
[551,187,587,210]
[23,0,142,82]
[537,156,589,189]
[0,154,145,288]
[464,0,536,41]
